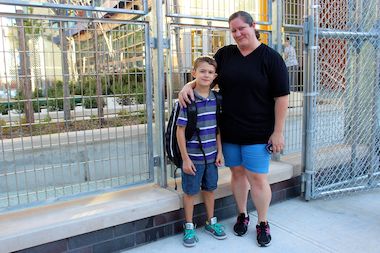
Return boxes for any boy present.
[176,56,226,247]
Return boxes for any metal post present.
[303,1,318,200]
[369,18,380,187]
[145,23,155,184]
[154,0,167,187]
[276,0,283,53]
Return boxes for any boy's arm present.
[176,126,196,175]
[215,128,223,167]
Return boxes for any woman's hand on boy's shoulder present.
[178,81,196,107]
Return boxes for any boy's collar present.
[194,90,215,100]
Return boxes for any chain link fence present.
[305,0,380,198]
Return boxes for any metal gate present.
[0,0,154,210]
[304,0,380,199]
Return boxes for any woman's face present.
[229,17,256,48]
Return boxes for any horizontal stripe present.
[188,150,217,157]
[199,128,217,135]
[189,153,217,162]
[188,138,216,144]
[199,125,217,130]
[176,118,187,126]
[198,111,216,116]
[198,114,216,122]
[196,100,217,108]
[187,140,216,149]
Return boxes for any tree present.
[14,8,43,124]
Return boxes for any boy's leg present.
[202,164,227,240]
[183,193,194,223]
[181,164,204,247]
[202,190,214,221]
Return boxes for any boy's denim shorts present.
[222,143,270,174]
[181,163,218,195]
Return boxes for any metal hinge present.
[150,38,170,49]
[153,156,161,166]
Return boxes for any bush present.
[117,109,130,118]
[83,97,106,109]
[0,119,6,126]
[0,104,11,115]
[12,100,41,113]
[47,98,75,111]
[43,115,52,123]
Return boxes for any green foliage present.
[117,109,130,118]
[0,104,11,115]
[0,119,6,126]
[46,80,76,111]
[83,97,106,109]
[33,88,43,98]
[42,115,52,123]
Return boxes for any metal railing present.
[0,3,154,210]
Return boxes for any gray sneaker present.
[205,217,227,240]
[183,223,198,247]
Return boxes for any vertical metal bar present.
[155,0,167,187]
[268,0,273,26]
[144,23,154,183]
[143,0,148,14]
[369,16,380,187]
[303,1,318,200]
[276,0,283,53]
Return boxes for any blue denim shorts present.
[181,163,218,195]
[222,143,270,174]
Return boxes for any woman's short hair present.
[228,11,260,40]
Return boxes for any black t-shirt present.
[214,44,289,144]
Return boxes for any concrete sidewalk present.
[124,189,380,253]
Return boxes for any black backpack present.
[165,90,222,169]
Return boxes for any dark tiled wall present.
[14,176,301,253]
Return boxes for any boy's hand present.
[182,158,196,175]
[215,152,224,167]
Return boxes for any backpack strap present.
[173,100,198,191]
[185,100,197,140]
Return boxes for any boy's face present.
[192,62,217,87]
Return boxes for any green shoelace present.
[184,229,199,241]
[210,223,225,235]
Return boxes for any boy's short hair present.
[193,56,217,70]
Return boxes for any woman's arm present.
[178,80,196,107]
[269,95,289,153]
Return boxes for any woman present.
[178,11,289,247]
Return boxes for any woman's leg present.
[230,165,250,215]
[245,171,271,223]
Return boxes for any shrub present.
[117,109,130,118]
[47,98,75,111]
[0,119,6,126]
[83,97,106,109]
[0,104,10,115]
[43,115,52,123]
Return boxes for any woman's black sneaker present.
[233,213,250,236]
[256,221,272,247]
